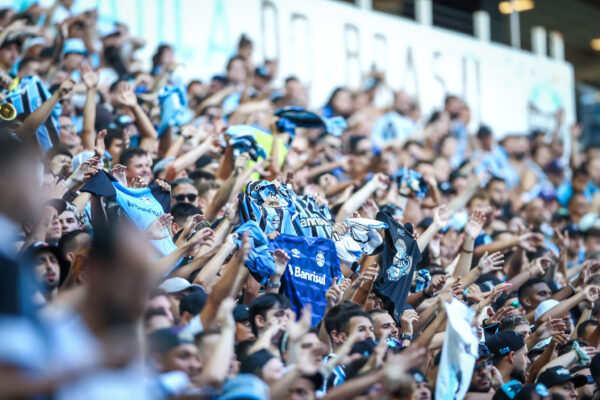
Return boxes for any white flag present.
[435,298,480,400]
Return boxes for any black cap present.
[485,331,525,359]
[537,366,587,389]
[179,289,207,316]
[240,349,275,374]
[478,343,492,359]
[147,327,193,354]
[233,304,249,321]
[409,368,427,383]
[350,339,377,357]
[21,242,70,287]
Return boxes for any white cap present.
[158,277,202,294]
[534,299,560,322]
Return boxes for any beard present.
[468,383,491,393]
[510,368,527,383]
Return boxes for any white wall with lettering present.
[9,0,575,136]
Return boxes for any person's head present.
[27,244,63,293]
[499,315,531,339]
[58,116,82,155]
[234,303,255,342]
[86,222,154,326]
[584,228,600,256]
[525,198,548,227]
[62,38,86,71]
[369,309,399,340]
[170,202,203,234]
[248,294,292,336]
[488,177,509,209]
[568,192,590,222]
[152,44,174,72]
[325,87,353,118]
[58,229,92,265]
[409,368,432,400]
[148,327,201,379]
[330,309,374,346]
[197,181,220,210]
[518,278,552,313]
[572,167,589,194]
[486,331,529,383]
[571,366,595,400]
[178,289,207,327]
[284,375,321,400]
[45,145,73,176]
[147,294,175,325]
[0,40,19,71]
[470,356,493,392]
[477,125,494,151]
[240,349,284,385]
[42,205,62,245]
[537,366,587,399]
[172,178,199,207]
[577,320,599,342]
[17,56,40,78]
[159,278,203,322]
[237,34,253,60]
[58,207,82,235]
[105,128,127,161]
[226,55,247,86]
[119,147,152,184]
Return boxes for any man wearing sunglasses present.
[172,178,200,208]
[468,343,494,396]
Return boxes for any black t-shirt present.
[374,211,422,322]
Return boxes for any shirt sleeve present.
[150,184,171,213]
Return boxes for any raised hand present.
[145,214,173,240]
[289,304,312,342]
[272,249,290,277]
[485,306,515,326]
[370,173,391,191]
[115,82,138,107]
[58,78,76,98]
[110,164,127,186]
[433,204,449,229]
[361,198,379,219]
[80,62,98,89]
[325,278,343,308]
[535,317,566,341]
[477,251,504,275]
[528,257,551,277]
[400,309,419,336]
[215,297,236,330]
[94,129,106,157]
[464,208,486,239]
[154,179,171,193]
[518,232,545,252]
[359,263,379,283]
[584,285,600,304]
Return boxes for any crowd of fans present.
[1,1,600,399]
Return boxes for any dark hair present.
[189,170,216,184]
[119,147,147,167]
[144,307,167,322]
[44,145,71,165]
[488,176,506,186]
[151,44,173,73]
[324,301,360,335]
[105,127,124,149]
[285,76,299,84]
[325,87,348,110]
[171,202,202,226]
[58,230,89,258]
[238,34,252,49]
[172,178,196,191]
[348,135,368,154]
[333,309,371,336]
[577,320,599,339]
[517,278,548,302]
[226,55,245,71]
[17,56,37,73]
[498,315,529,332]
[248,294,291,336]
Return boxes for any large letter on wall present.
[290,13,312,85]
[261,0,280,62]
[344,23,361,88]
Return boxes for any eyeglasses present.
[175,194,197,202]
[474,359,492,370]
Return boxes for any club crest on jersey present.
[271,214,280,229]
[387,237,412,281]
[291,248,301,258]
[140,196,152,204]
[316,250,325,267]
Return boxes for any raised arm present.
[80,63,98,150]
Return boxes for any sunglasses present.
[175,194,197,202]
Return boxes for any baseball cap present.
[147,327,193,354]
[233,304,249,321]
[537,366,587,389]
[221,373,270,400]
[158,277,203,294]
[240,349,275,374]
[485,331,525,359]
[63,38,88,56]
[534,299,559,322]
[178,290,207,316]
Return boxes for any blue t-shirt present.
[81,170,177,257]
[269,234,341,324]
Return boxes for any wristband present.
[568,282,577,292]
[266,280,281,289]
[422,287,435,298]
[461,247,474,254]
[400,333,412,341]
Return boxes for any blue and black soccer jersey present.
[373,211,422,323]
[291,193,334,239]
[269,234,341,324]
[81,170,178,257]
